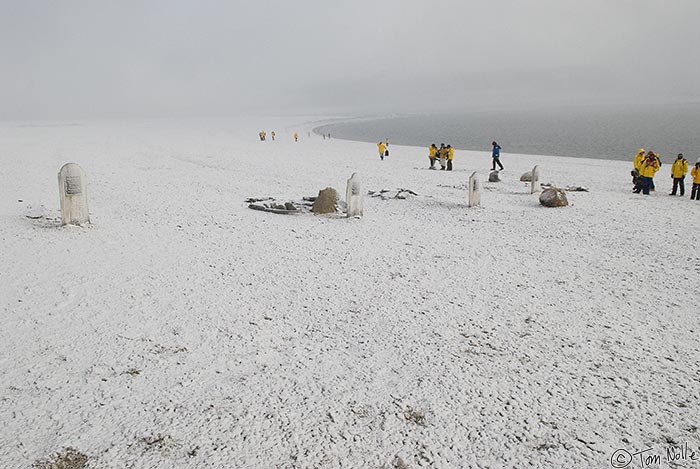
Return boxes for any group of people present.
[426,143,455,170]
[257,131,300,142]
[632,149,700,199]
[424,141,503,171]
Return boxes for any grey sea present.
[315,103,700,163]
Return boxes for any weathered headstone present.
[346,173,363,218]
[311,187,339,214]
[58,163,89,226]
[468,171,481,207]
[530,165,540,194]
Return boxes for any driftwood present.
[368,188,418,200]
[249,203,300,214]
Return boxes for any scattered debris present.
[32,447,89,469]
[541,183,589,192]
[249,202,301,214]
[403,406,427,426]
[368,188,418,200]
[244,197,274,203]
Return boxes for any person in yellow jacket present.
[377,141,387,160]
[633,148,645,171]
[634,153,660,195]
[293,132,299,142]
[446,145,455,171]
[631,148,645,190]
[438,143,447,170]
[670,153,688,196]
[428,144,438,169]
[691,161,700,200]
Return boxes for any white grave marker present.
[58,163,90,226]
[530,165,540,194]
[346,173,363,218]
[468,171,481,207]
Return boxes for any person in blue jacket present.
[491,141,504,170]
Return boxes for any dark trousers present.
[692,183,700,200]
[641,176,653,195]
[429,157,435,168]
[447,160,453,171]
[492,157,503,170]
[671,177,685,196]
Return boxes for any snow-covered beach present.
[1,117,699,468]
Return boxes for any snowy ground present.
[1,117,699,468]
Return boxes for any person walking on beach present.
[492,141,504,170]
[691,161,700,200]
[446,145,455,171]
[294,132,299,142]
[271,131,276,141]
[377,141,387,160]
[670,153,688,196]
[428,144,438,169]
[634,153,660,195]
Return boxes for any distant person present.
[259,131,264,141]
[428,144,438,169]
[294,132,299,142]
[650,151,662,191]
[670,153,688,196]
[438,143,447,170]
[271,131,276,141]
[377,141,387,160]
[446,145,454,171]
[385,137,389,146]
[491,141,504,170]
[634,152,660,195]
[328,133,331,139]
[691,161,700,200]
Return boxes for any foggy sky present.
[1,0,699,120]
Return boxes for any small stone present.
[489,171,500,182]
[520,171,532,182]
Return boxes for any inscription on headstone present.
[346,172,363,218]
[468,171,481,207]
[58,163,90,226]
[65,176,82,195]
[530,165,540,194]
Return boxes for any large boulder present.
[539,188,569,207]
[520,171,532,182]
[311,187,339,214]
[489,171,501,182]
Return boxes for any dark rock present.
[539,188,569,207]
